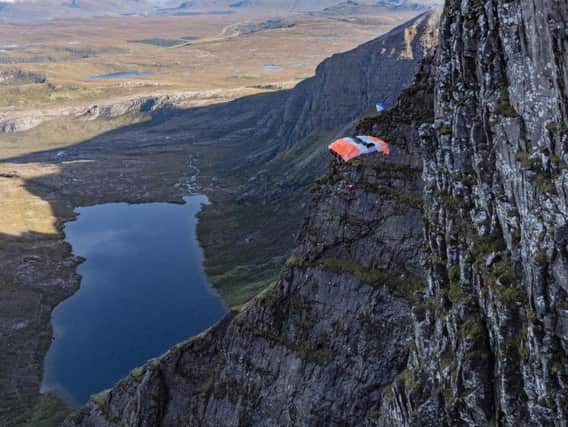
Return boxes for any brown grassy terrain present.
[0,13,409,111]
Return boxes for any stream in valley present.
[40,196,227,407]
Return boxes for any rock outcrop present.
[0,91,230,134]
[0,69,46,85]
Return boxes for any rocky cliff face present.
[377,0,568,425]
[64,0,568,425]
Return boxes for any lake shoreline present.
[41,195,228,407]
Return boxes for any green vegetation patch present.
[492,280,526,302]
[461,315,484,342]
[531,170,557,194]
[286,255,305,269]
[448,279,470,306]
[396,369,417,392]
[468,233,526,303]
[236,319,335,367]
[546,121,568,136]
[516,150,560,194]
[364,183,423,209]
[214,270,276,311]
[382,385,394,405]
[213,377,259,404]
[470,235,507,261]
[440,351,456,370]
[438,124,452,136]
[296,318,316,330]
[515,151,541,170]
[495,80,518,117]
[316,257,424,302]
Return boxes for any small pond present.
[41,196,227,407]
[88,71,151,80]
[263,64,284,72]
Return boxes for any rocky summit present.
[63,0,567,425]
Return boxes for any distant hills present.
[0,0,158,21]
[0,0,442,22]
[165,0,442,11]
[311,0,436,17]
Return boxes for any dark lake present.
[41,196,227,407]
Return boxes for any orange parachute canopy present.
[328,136,389,162]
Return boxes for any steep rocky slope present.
[375,0,568,424]
[64,0,568,425]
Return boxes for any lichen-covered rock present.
[380,0,568,425]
